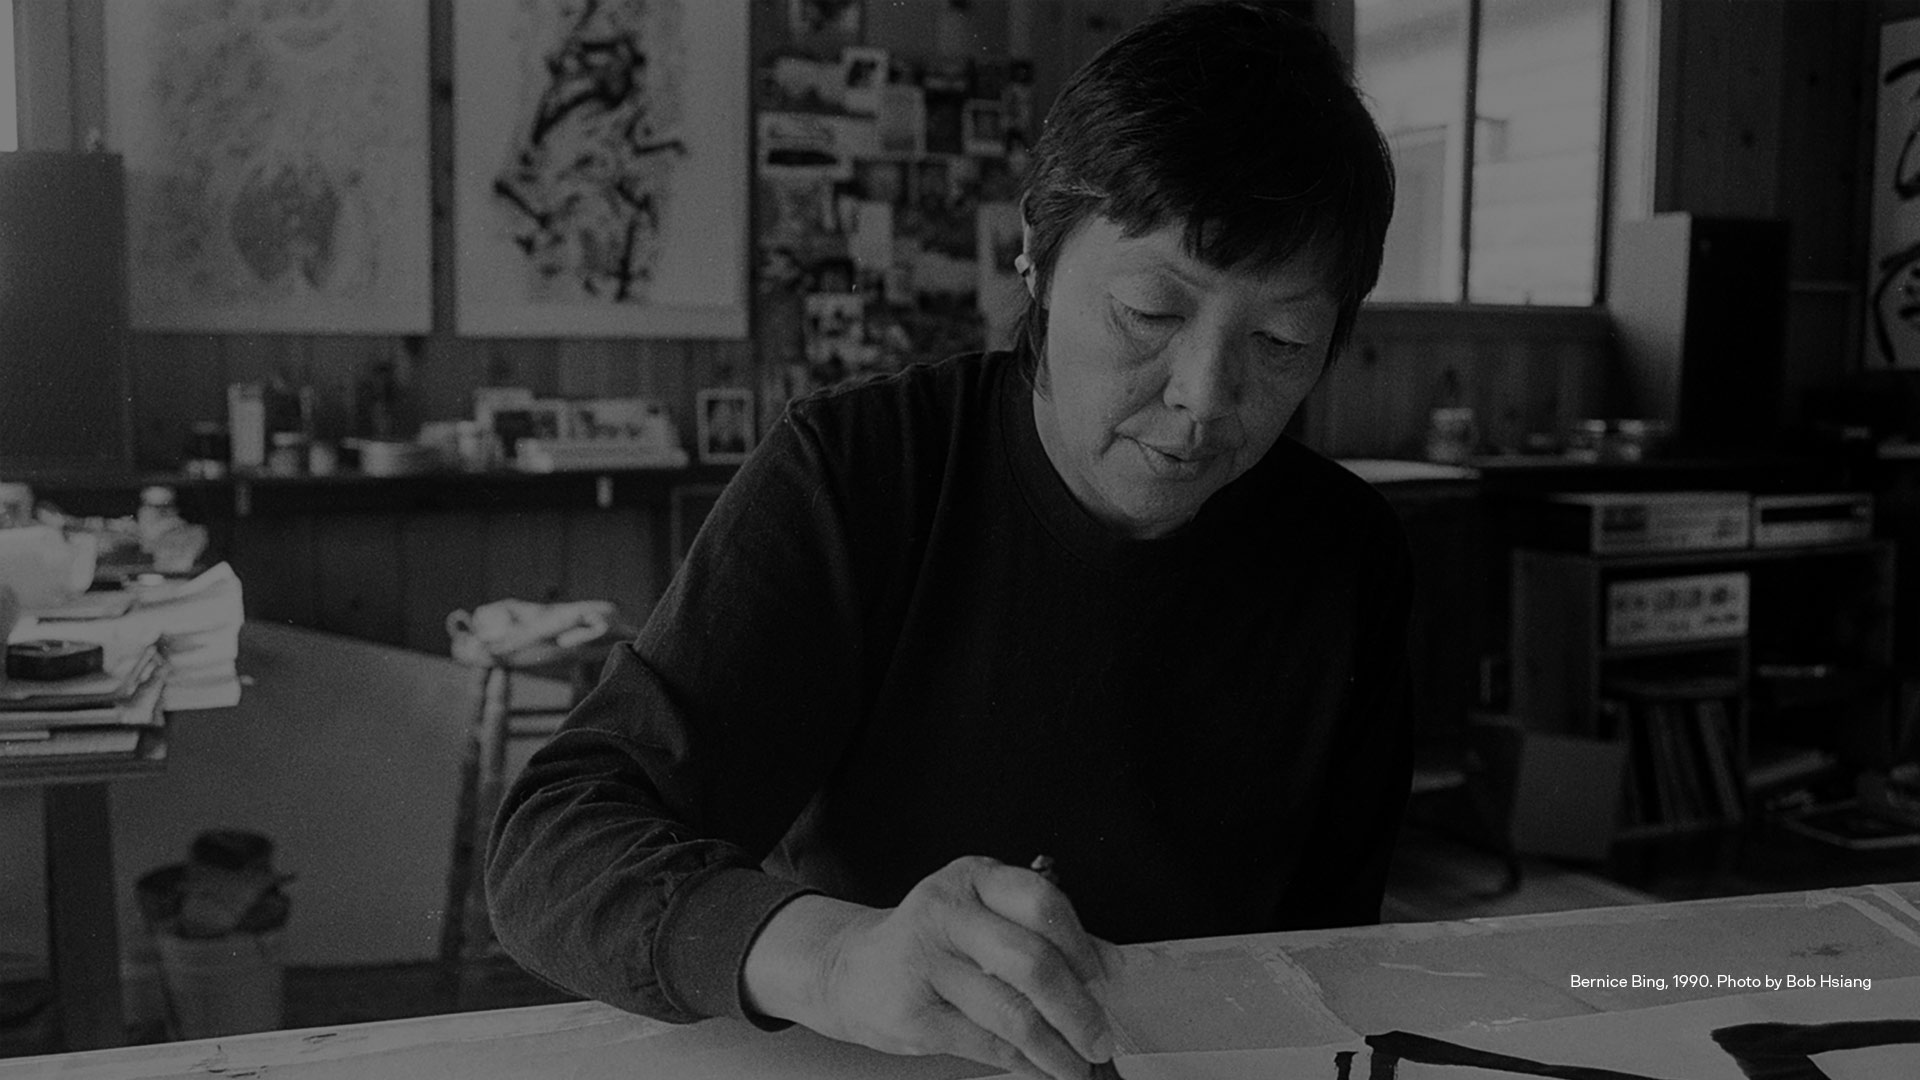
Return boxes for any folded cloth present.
[446,599,628,669]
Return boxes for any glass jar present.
[1425,406,1479,464]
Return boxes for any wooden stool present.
[438,604,619,1008]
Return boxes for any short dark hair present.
[1013,0,1393,388]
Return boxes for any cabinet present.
[1510,540,1898,845]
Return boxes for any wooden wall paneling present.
[1660,0,1786,218]
[865,0,941,56]
[649,340,696,439]
[1472,338,1526,453]
[127,335,226,469]
[555,339,624,399]
[410,335,486,433]
[1507,337,1556,440]
[229,515,318,628]
[1306,321,1613,460]
[220,333,309,387]
[312,514,408,645]
[483,511,570,605]
[483,340,562,398]
[562,509,661,628]
[400,512,495,656]
[1778,0,1868,283]
[1542,336,1598,437]
[307,336,392,442]
[1784,288,1865,427]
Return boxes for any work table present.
[3,881,1917,1078]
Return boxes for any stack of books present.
[1600,675,1746,833]
[0,639,169,769]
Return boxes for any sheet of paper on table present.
[1044,975,1920,1080]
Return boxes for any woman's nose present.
[1161,330,1244,422]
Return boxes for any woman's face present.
[1030,216,1339,539]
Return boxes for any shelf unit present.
[1510,540,1898,845]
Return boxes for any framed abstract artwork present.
[1871,17,1920,369]
[102,0,432,333]
[453,0,751,338]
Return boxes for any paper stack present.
[7,561,245,714]
[0,639,168,765]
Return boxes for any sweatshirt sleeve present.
[485,403,876,1024]
[1272,511,1417,931]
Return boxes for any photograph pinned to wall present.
[971,61,1008,104]
[964,100,1006,157]
[921,59,972,156]
[911,156,952,213]
[695,388,757,465]
[1004,59,1036,138]
[909,157,980,263]
[923,101,967,156]
[759,175,839,248]
[762,52,848,112]
[855,158,910,207]
[877,81,928,157]
[849,200,896,275]
[804,292,875,385]
[841,46,889,116]
[453,0,749,338]
[805,256,858,295]
[1871,17,1920,368]
[103,0,430,333]
[759,112,878,181]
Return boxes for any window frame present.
[1339,0,1620,315]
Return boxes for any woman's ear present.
[1016,217,1036,298]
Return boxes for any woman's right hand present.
[742,855,1121,1080]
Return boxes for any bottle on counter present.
[137,486,183,548]
[184,422,231,480]
[268,432,307,477]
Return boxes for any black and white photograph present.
[693,387,756,465]
[6,0,1920,1077]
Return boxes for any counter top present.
[10,445,1883,519]
[22,464,743,518]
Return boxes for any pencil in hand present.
[1029,855,1127,1080]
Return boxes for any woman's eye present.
[1118,303,1181,330]
[1257,333,1309,359]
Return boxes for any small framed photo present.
[485,399,569,459]
[963,100,1006,157]
[695,388,757,464]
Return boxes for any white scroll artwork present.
[453,0,750,338]
[103,0,432,333]
[1871,17,1920,368]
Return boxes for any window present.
[1353,0,1610,305]
[1,0,15,152]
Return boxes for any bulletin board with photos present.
[754,0,1036,435]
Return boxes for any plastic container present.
[152,930,285,1039]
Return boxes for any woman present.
[489,4,1406,1079]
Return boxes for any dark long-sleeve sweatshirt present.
[487,349,1415,1025]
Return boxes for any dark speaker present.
[0,151,133,475]
[1609,213,1790,452]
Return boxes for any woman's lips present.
[1132,438,1221,480]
